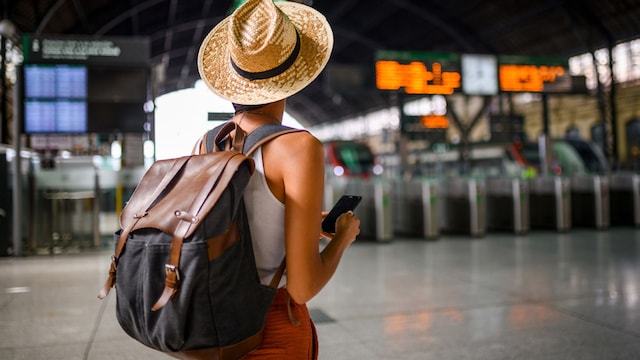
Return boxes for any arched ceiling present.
[5,0,640,126]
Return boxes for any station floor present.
[2,228,640,359]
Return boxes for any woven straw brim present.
[197,2,333,105]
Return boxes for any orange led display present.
[499,64,565,92]
[375,60,461,95]
[420,115,449,129]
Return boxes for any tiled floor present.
[2,228,640,359]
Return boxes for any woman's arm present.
[262,131,360,304]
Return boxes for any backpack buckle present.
[165,264,180,281]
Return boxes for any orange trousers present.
[243,288,318,359]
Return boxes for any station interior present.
[2,0,640,359]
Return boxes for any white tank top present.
[243,147,286,287]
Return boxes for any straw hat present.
[197,0,334,105]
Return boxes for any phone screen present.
[321,195,362,234]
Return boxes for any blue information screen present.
[24,64,88,133]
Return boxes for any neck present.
[246,110,282,124]
[234,100,285,128]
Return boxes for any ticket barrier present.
[440,177,486,237]
[325,178,393,242]
[529,177,571,231]
[609,172,640,227]
[34,168,118,253]
[486,177,529,234]
[392,178,439,239]
[3,146,39,256]
[570,175,609,229]
[0,149,9,256]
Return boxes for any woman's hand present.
[334,211,360,245]
[320,211,360,242]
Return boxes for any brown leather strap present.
[269,258,286,289]
[212,121,246,153]
[206,222,239,261]
[98,156,192,300]
[151,265,180,311]
[151,154,249,311]
[202,122,304,156]
[191,134,205,155]
[97,220,143,299]
[286,292,301,326]
[97,257,117,299]
[232,124,247,152]
[269,258,299,326]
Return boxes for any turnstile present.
[486,177,529,234]
[393,178,439,239]
[571,175,609,229]
[34,168,103,253]
[0,149,9,256]
[440,177,486,237]
[325,178,393,242]
[609,173,640,227]
[529,176,571,231]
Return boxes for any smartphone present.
[321,195,362,234]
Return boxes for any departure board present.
[499,64,565,92]
[498,55,568,93]
[24,64,88,133]
[374,51,581,95]
[375,51,461,95]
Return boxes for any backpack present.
[98,121,301,359]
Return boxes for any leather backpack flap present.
[119,155,192,231]
[124,151,254,240]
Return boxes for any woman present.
[197,0,361,358]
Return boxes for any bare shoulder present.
[260,129,324,201]
[261,129,324,189]
[280,129,322,146]
[266,129,324,159]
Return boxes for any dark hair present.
[232,103,267,113]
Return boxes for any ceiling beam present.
[394,0,489,53]
[332,26,384,55]
[178,0,215,88]
[288,93,333,126]
[35,0,67,35]
[161,0,178,69]
[94,0,164,36]
[148,17,222,42]
[325,0,359,20]
[567,0,614,45]
[69,0,89,32]
[477,2,558,52]
[128,0,140,35]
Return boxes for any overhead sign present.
[499,64,566,92]
[208,112,233,121]
[376,51,585,95]
[498,55,568,93]
[420,115,449,129]
[375,51,461,95]
[22,35,150,66]
[402,115,449,136]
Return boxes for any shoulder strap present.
[202,122,301,297]
[205,122,303,155]
[243,123,300,155]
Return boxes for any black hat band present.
[230,31,301,81]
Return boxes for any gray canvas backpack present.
[98,122,300,359]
